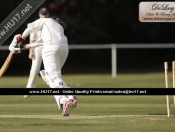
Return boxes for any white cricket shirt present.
[23,18,68,47]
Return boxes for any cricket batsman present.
[9,16,78,116]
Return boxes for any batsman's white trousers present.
[26,46,42,88]
[42,43,74,108]
[42,43,68,80]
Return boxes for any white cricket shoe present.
[62,100,72,116]
[70,97,78,111]
[24,95,30,98]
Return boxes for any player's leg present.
[42,45,69,88]
[40,70,73,116]
[39,70,50,86]
[56,45,78,110]
[40,70,78,111]
[26,47,42,88]
[40,69,77,110]
[24,47,42,98]
[42,45,77,115]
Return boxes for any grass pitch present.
[0,73,175,132]
[0,72,172,88]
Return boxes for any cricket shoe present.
[62,100,72,116]
[24,95,30,98]
[70,97,78,111]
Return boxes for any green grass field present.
[0,72,173,88]
[0,73,175,132]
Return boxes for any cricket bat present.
[0,36,24,77]
[0,52,14,77]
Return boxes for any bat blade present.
[0,52,14,77]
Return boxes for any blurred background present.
[0,0,175,75]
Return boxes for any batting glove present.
[10,34,24,47]
[9,34,26,53]
[9,45,21,53]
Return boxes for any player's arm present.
[21,18,47,39]
[28,30,37,59]
[22,39,43,49]
[22,43,43,49]
[9,37,43,53]
[9,18,47,53]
